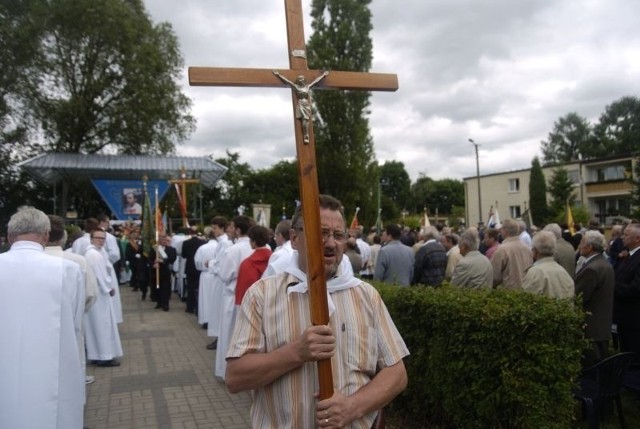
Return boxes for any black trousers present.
[185,275,199,313]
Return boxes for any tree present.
[592,96,640,157]
[630,157,640,219]
[410,175,464,217]
[379,161,411,210]
[529,157,548,225]
[20,0,195,155]
[547,167,575,218]
[201,151,255,219]
[243,160,300,225]
[540,113,592,165]
[307,0,377,218]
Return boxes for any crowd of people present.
[3,199,640,427]
[366,216,639,370]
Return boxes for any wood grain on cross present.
[189,0,397,400]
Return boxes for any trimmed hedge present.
[375,283,585,428]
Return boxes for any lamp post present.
[469,138,483,225]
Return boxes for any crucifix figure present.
[273,70,328,143]
[189,0,399,403]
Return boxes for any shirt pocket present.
[345,325,377,374]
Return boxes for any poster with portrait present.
[92,179,171,220]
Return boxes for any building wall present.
[464,156,634,227]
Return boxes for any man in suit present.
[149,233,177,311]
[575,230,614,367]
[181,227,206,314]
[614,222,640,358]
[451,230,493,289]
[374,223,415,287]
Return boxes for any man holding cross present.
[226,194,408,428]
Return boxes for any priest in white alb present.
[0,207,85,429]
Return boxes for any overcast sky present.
[144,0,639,182]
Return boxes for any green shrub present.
[375,283,585,428]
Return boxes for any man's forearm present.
[225,341,304,393]
[346,360,407,420]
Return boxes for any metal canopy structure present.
[18,153,227,186]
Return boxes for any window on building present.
[509,205,521,218]
[567,170,581,185]
[508,178,520,192]
[596,165,626,181]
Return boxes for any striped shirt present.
[227,271,409,429]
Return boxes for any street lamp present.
[469,138,483,225]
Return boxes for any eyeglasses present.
[297,227,347,243]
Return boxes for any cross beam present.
[189,0,398,401]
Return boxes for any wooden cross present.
[189,0,398,400]
[168,166,200,228]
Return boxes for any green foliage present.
[307,0,377,221]
[375,283,584,429]
[593,96,640,157]
[529,157,549,225]
[20,0,195,155]
[411,176,465,216]
[541,113,592,165]
[551,204,590,228]
[548,167,576,215]
[631,158,640,219]
[380,161,412,210]
[542,97,640,165]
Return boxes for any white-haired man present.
[522,231,574,298]
[0,207,85,428]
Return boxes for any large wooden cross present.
[189,0,398,400]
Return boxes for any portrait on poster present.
[122,188,142,215]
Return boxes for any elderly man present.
[522,231,574,298]
[0,208,85,428]
[575,230,614,366]
[542,223,576,277]
[226,195,408,428]
[613,222,640,357]
[412,226,446,286]
[491,218,533,289]
[451,231,493,289]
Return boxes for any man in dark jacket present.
[181,227,206,313]
[613,223,640,359]
[574,230,614,366]
[412,226,446,286]
[149,233,177,311]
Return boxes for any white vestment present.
[0,241,84,429]
[195,239,218,324]
[265,240,293,275]
[71,232,90,255]
[46,245,97,401]
[84,245,123,361]
[171,233,188,295]
[206,234,232,338]
[215,236,252,379]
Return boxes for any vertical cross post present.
[189,0,398,400]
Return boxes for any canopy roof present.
[18,153,227,187]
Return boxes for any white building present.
[464,155,635,227]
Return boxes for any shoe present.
[141,293,146,301]
[163,306,169,312]
[201,323,208,330]
[96,359,120,367]
[155,304,162,309]
[132,287,139,291]
[185,309,194,314]
[85,375,95,384]
[206,340,218,350]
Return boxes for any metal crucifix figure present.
[189,0,398,401]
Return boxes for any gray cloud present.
[145,0,640,181]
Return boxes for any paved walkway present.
[84,285,252,429]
